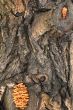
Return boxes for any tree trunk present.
[0,0,73,110]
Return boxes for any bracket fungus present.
[12,83,29,110]
[61,6,68,19]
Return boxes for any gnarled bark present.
[0,0,73,110]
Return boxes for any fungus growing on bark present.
[12,83,29,110]
[61,6,68,19]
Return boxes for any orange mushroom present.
[61,6,68,19]
[12,83,29,110]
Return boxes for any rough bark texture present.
[0,0,73,110]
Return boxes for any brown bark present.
[0,0,73,110]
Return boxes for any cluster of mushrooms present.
[61,6,68,19]
[12,83,29,110]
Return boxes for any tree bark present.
[0,0,73,110]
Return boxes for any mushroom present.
[12,83,29,110]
